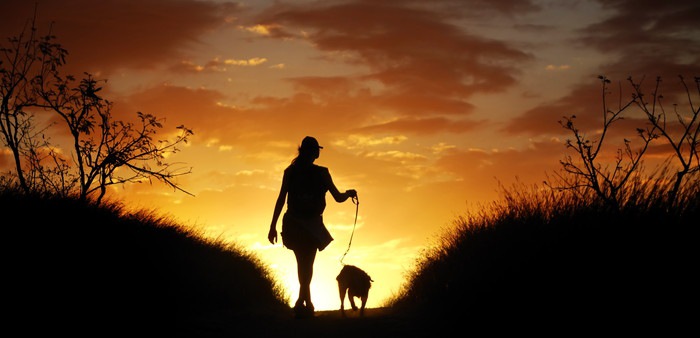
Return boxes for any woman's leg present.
[294,247,317,310]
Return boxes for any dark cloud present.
[503,74,700,143]
[502,78,604,136]
[114,84,240,135]
[507,0,699,137]
[111,84,328,157]
[114,79,481,152]
[0,0,241,76]
[254,0,533,122]
[114,83,368,152]
[448,0,540,15]
[577,0,700,75]
[284,75,480,134]
[378,0,541,18]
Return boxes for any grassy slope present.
[3,190,289,334]
[387,183,698,329]
[3,180,697,334]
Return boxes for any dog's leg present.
[349,292,358,311]
[338,284,347,317]
[359,295,367,316]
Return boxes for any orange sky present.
[2,0,699,311]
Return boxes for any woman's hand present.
[346,189,358,204]
[268,227,278,244]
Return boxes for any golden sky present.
[2,0,699,311]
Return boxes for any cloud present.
[240,24,276,36]
[364,150,426,162]
[224,57,268,66]
[252,0,534,121]
[334,135,408,149]
[358,116,486,135]
[504,76,699,140]
[501,79,603,136]
[545,64,571,71]
[0,0,242,76]
[575,0,700,76]
[505,0,699,138]
[434,138,565,189]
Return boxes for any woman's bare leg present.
[294,247,317,313]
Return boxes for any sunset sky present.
[2,0,699,311]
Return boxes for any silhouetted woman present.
[268,136,357,318]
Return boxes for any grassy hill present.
[385,177,698,333]
[3,175,697,335]
[3,189,288,335]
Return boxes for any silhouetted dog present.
[336,264,373,317]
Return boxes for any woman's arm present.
[268,172,289,244]
[325,168,357,203]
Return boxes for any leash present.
[339,194,359,265]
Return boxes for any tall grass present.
[2,188,289,334]
[385,170,698,324]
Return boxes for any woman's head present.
[300,136,322,151]
[294,136,323,164]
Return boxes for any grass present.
[386,173,698,326]
[2,188,289,334]
[2,170,697,334]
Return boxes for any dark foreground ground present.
[156,306,682,337]
[23,304,689,337]
[173,307,435,337]
[181,304,696,337]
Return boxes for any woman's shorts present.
[281,212,333,251]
